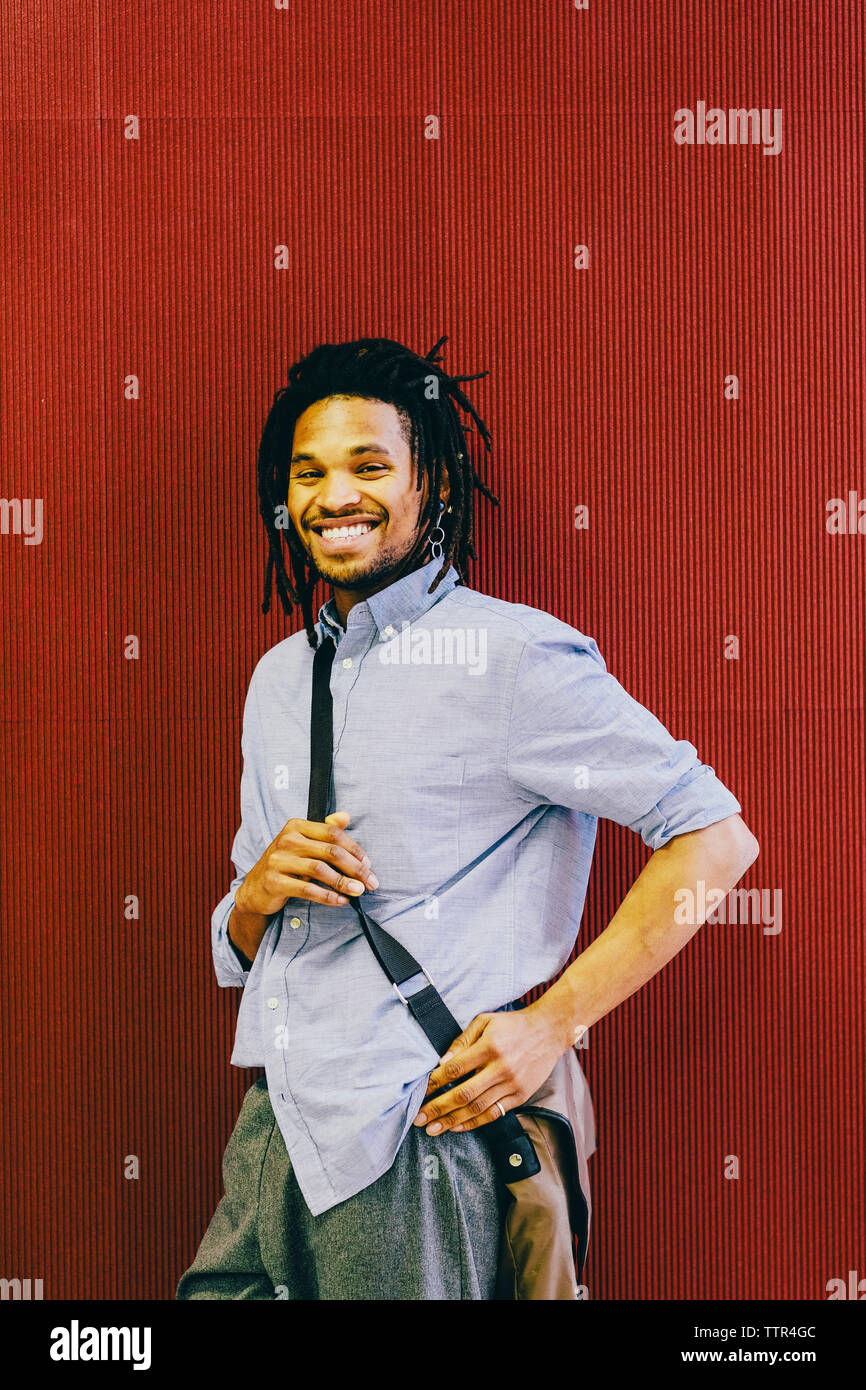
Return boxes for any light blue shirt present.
[211,556,741,1215]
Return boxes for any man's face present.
[287,395,447,589]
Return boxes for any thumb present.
[440,1012,492,1064]
[325,811,351,826]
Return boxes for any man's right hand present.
[227,811,378,965]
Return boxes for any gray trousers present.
[176,1076,506,1300]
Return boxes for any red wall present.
[1,1,863,1300]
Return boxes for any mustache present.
[304,515,385,528]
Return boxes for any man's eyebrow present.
[289,444,394,463]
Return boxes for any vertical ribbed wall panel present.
[0,1,862,1299]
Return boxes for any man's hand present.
[228,810,378,964]
[237,810,378,916]
[417,814,760,1107]
[411,1002,567,1136]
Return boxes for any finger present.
[277,838,374,890]
[261,871,352,908]
[424,1015,494,1096]
[325,811,360,842]
[295,815,368,864]
[268,851,369,897]
[311,843,379,888]
[424,1038,493,1101]
[416,1052,506,1127]
[419,1078,517,1134]
[286,821,377,887]
[450,1090,521,1133]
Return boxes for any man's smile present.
[308,515,383,554]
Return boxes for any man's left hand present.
[412,1002,567,1135]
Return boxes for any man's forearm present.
[227,895,269,969]
[536,814,760,1051]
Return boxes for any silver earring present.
[429,500,446,560]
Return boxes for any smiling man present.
[288,396,436,603]
[176,335,759,1301]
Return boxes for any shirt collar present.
[317,556,462,645]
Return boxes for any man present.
[177,335,759,1300]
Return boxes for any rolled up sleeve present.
[505,628,742,851]
[211,880,251,988]
[211,669,274,988]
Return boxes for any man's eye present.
[291,464,384,479]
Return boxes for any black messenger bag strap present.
[307,631,540,1183]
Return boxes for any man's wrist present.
[529,978,589,1056]
[227,883,268,970]
[226,908,255,970]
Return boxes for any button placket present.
[328,626,376,770]
[276,904,309,967]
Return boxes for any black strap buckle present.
[392,964,439,1006]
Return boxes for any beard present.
[302,532,426,591]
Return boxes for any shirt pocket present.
[333,750,465,899]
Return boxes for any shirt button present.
[341,657,353,669]
[267,997,279,1010]
[289,916,302,929]
[383,625,395,637]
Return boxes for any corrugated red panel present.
[1,1,863,1299]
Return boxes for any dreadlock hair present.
[256,336,499,647]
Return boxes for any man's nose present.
[316,478,364,512]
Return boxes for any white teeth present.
[319,523,374,540]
